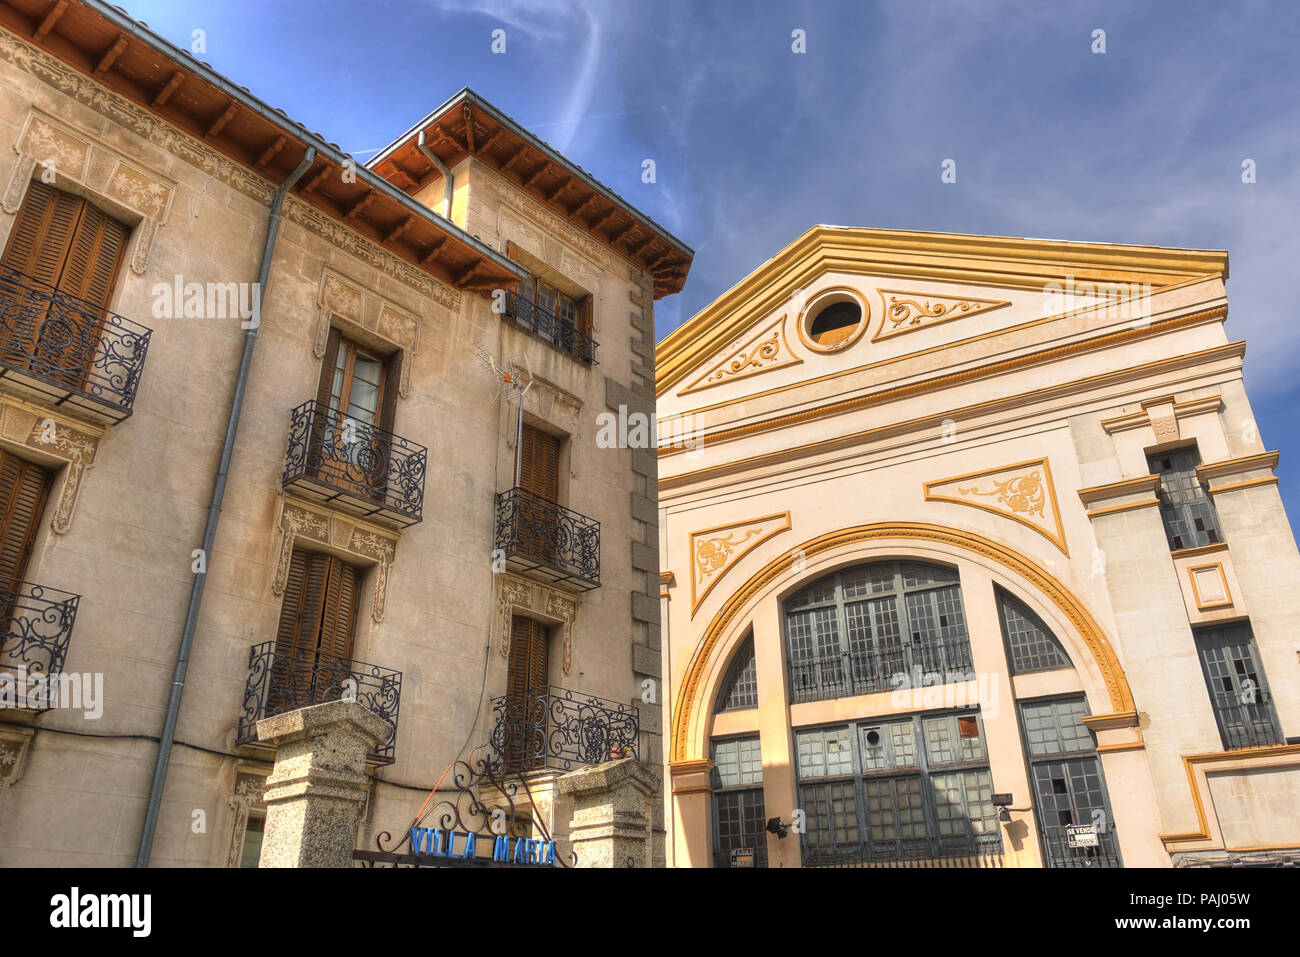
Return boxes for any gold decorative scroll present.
[924,458,1068,554]
[874,289,1010,341]
[690,512,791,615]
[679,315,800,396]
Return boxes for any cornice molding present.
[660,305,1231,459]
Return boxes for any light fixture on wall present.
[766,817,789,839]
[992,793,1032,822]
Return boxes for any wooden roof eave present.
[0,0,526,297]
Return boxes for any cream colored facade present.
[656,226,1300,868]
[0,2,687,866]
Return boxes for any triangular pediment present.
[657,226,1228,401]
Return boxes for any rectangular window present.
[1148,447,1222,551]
[239,814,265,868]
[711,736,766,868]
[795,710,1000,865]
[1018,696,1122,868]
[1193,622,1283,750]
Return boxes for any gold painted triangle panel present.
[679,314,801,396]
[874,289,1011,341]
[924,458,1069,555]
[690,511,792,615]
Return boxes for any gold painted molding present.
[1085,499,1161,519]
[794,286,870,354]
[670,522,1134,762]
[659,341,1245,492]
[924,458,1068,555]
[1081,711,1140,731]
[1159,744,1300,846]
[1077,474,1162,507]
[1207,477,1278,495]
[679,314,800,396]
[656,224,1229,397]
[1196,451,1280,482]
[690,512,792,616]
[659,307,1233,459]
[1186,562,1233,611]
[874,289,1010,341]
[1170,542,1229,560]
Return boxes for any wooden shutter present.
[56,203,128,310]
[315,326,343,410]
[273,548,312,654]
[507,616,548,697]
[1,182,128,305]
[519,423,559,501]
[316,557,359,661]
[0,450,51,592]
[377,350,402,436]
[1,181,82,286]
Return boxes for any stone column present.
[558,757,661,868]
[255,700,390,868]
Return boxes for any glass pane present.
[239,816,265,868]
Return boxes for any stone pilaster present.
[558,756,660,868]
[255,700,390,868]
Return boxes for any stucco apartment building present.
[0,0,691,866]
[657,226,1300,868]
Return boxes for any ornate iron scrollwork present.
[495,487,600,588]
[0,265,151,416]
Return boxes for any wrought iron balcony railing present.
[282,399,427,527]
[488,686,638,773]
[237,640,402,762]
[0,581,80,705]
[501,290,598,365]
[1209,689,1285,750]
[789,639,976,704]
[494,487,600,591]
[0,265,151,423]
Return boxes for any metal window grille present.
[1018,696,1122,868]
[795,711,1002,866]
[998,589,1071,674]
[1193,623,1283,749]
[1148,447,1222,550]
[715,637,759,712]
[785,561,975,704]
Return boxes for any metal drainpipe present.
[135,147,317,867]
[417,130,454,219]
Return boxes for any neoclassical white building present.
[656,226,1300,868]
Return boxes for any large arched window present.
[996,587,1072,675]
[783,562,973,704]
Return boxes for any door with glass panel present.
[711,737,767,868]
[1194,623,1282,749]
[315,329,399,502]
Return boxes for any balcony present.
[0,581,80,710]
[803,832,1005,869]
[789,639,975,704]
[494,487,599,591]
[237,640,402,763]
[281,399,427,527]
[488,686,639,773]
[0,266,151,424]
[501,290,598,365]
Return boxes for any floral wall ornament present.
[679,315,801,395]
[494,573,579,674]
[0,398,104,535]
[924,458,1069,555]
[272,498,398,622]
[689,512,792,616]
[873,289,1010,341]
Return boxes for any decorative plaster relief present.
[679,315,801,396]
[312,269,424,397]
[924,458,1069,555]
[225,767,269,868]
[0,397,102,534]
[495,573,579,675]
[272,498,398,623]
[690,512,792,616]
[5,111,175,275]
[874,289,1010,341]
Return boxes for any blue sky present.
[121,0,1300,534]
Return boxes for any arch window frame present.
[782,560,974,704]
